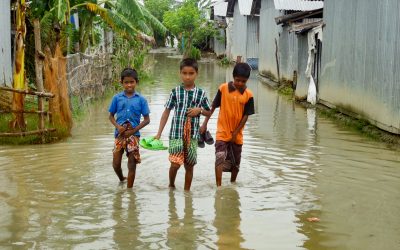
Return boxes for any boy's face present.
[180,66,198,86]
[233,76,248,90]
[121,76,137,93]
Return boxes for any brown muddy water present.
[0,53,399,250]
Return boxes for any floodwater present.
[1,52,400,250]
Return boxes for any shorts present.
[113,135,141,164]
[215,140,242,172]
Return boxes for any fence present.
[66,52,112,106]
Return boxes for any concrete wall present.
[320,0,400,134]
[0,0,12,87]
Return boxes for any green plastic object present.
[139,137,168,150]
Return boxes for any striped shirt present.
[165,84,211,139]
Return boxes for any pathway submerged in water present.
[0,53,399,249]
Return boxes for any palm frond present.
[141,7,167,34]
[116,0,144,22]
[137,20,153,35]
[54,0,69,23]
[40,10,54,44]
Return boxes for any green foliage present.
[189,46,201,60]
[111,34,151,81]
[218,56,231,66]
[31,0,166,54]
[144,0,172,46]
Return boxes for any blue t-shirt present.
[108,91,150,138]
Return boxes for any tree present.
[163,0,217,58]
[144,0,173,46]
[10,0,27,130]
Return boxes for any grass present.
[217,56,231,66]
[316,105,400,146]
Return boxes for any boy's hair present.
[233,63,251,79]
[121,67,139,82]
[180,58,198,72]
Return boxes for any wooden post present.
[275,38,280,85]
[33,19,45,142]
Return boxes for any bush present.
[189,46,201,60]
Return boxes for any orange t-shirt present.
[213,82,255,145]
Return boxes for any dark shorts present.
[215,140,242,172]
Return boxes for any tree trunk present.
[11,0,26,131]
[33,19,45,142]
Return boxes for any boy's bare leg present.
[215,165,223,187]
[127,153,137,188]
[184,164,194,191]
[169,163,180,188]
[113,150,126,181]
[230,167,239,183]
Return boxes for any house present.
[0,0,12,87]
[258,0,323,87]
[318,0,400,134]
[210,0,228,57]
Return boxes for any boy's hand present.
[230,131,238,143]
[124,128,136,138]
[200,124,207,134]
[187,108,201,117]
[117,125,126,135]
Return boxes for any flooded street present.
[1,53,400,249]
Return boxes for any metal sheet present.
[320,0,400,134]
[230,0,248,60]
[0,0,12,87]
[238,0,253,15]
[246,16,260,59]
[259,0,281,78]
[213,1,228,17]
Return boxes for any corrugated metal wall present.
[259,0,281,78]
[231,0,247,61]
[246,16,260,59]
[213,17,226,56]
[0,0,12,87]
[320,0,400,134]
[279,25,298,80]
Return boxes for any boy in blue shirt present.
[109,68,150,188]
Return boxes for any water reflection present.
[213,188,245,250]
[112,190,142,249]
[166,191,199,249]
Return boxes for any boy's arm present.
[200,106,215,134]
[231,115,249,142]
[109,113,126,135]
[154,108,171,139]
[231,96,255,142]
[200,90,221,133]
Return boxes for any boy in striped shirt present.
[155,58,211,191]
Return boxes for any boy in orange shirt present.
[201,63,255,186]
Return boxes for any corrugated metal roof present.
[274,0,323,11]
